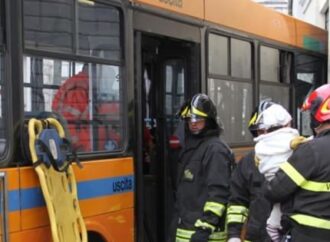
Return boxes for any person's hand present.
[266,224,281,242]
[190,229,211,242]
[227,238,241,242]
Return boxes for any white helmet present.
[254,103,292,131]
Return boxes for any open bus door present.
[135,33,200,242]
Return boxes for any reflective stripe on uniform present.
[227,214,247,224]
[176,228,195,239]
[227,205,248,216]
[227,205,248,224]
[195,219,216,232]
[281,162,330,192]
[204,201,226,217]
[209,231,227,241]
[175,228,226,242]
[176,238,190,242]
[291,214,330,230]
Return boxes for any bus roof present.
[131,0,327,54]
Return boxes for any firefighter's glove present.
[190,228,211,242]
[254,155,260,167]
[290,135,312,150]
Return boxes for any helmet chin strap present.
[310,115,321,133]
[313,122,330,135]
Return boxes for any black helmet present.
[178,93,222,134]
[248,100,275,137]
[186,93,217,121]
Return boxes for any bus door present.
[294,54,326,136]
[135,33,199,242]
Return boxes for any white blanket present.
[254,127,299,181]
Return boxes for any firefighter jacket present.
[175,129,233,242]
[227,151,272,242]
[266,129,330,241]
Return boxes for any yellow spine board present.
[28,118,87,242]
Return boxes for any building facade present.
[253,0,289,14]
[292,0,328,29]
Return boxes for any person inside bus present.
[172,93,233,242]
[52,64,121,152]
[264,84,330,242]
[227,100,274,242]
[52,64,90,151]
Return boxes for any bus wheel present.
[88,231,106,242]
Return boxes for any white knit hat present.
[256,104,292,130]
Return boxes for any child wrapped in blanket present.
[254,103,299,242]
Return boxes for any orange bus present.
[0,0,327,241]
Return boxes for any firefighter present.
[174,93,233,242]
[227,100,274,242]
[265,83,330,242]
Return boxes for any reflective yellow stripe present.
[248,112,257,126]
[204,201,226,217]
[281,162,330,192]
[244,240,252,242]
[227,205,248,216]
[227,214,247,224]
[227,205,248,224]
[291,214,330,230]
[191,106,208,117]
[209,231,227,241]
[176,228,195,239]
[181,106,189,118]
[176,238,190,242]
[195,219,216,232]
[176,228,226,242]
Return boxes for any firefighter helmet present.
[184,93,217,122]
[248,100,274,137]
[248,100,291,137]
[302,84,330,129]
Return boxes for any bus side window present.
[51,63,122,152]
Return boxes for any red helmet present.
[302,84,330,125]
